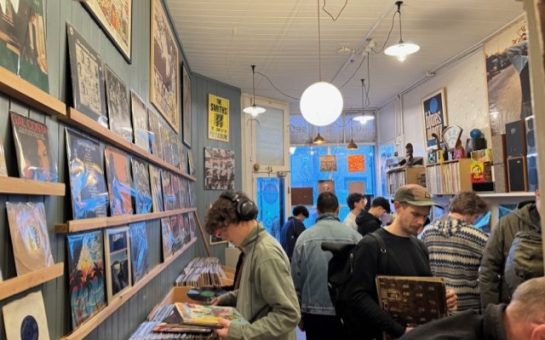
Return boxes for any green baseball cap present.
[394,184,434,206]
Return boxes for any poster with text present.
[208,94,230,142]
[422,88,447,148]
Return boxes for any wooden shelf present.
[56,207,197,233]
[0,176,65,196]
[60,238,197,340]
[67,108,194,181]
[0,263,64,301]
[0,66,66,118]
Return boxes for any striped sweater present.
[420,216,489,312]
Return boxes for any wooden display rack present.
[0,176,65,196]
[386,166,426,196]
[0,263,64,301]
[426,159,473,195]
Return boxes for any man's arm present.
[479,219,506,308]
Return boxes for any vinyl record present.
[2,291,50,340]
[21,315,39,340]
[186,288,226,303]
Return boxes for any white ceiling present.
[166,0,524,114]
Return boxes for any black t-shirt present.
[343,228,431,340]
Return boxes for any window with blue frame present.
[290,144,376,223]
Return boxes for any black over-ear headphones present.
[220,191,259,221]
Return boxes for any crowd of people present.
[203,186,543,340]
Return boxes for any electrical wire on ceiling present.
[321,0,349,21]
[256,71,299,100]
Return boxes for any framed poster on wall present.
[150,0,180,133]
[82,0,132,62]
[182,62,192,146]
[423,88,448,148]
[208,94,230,142]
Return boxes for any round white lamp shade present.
[300,81,344,126]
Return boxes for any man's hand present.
[215,318,231,340]
[446,288,458,312]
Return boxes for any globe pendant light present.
[384,1,420,62]
[243,65,266,117]
[300,0,343,127]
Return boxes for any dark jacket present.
[479,203,540,308]
[280,217,306,259]
[400,303,507,340]
[355,210,381,237]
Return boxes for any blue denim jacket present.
[291,214,362,315]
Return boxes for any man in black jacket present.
[280,205,309,260]
[400,276,545,340]
[355,196,391,236]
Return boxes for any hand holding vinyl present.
[215,318,231,339]
[445,288,458,312]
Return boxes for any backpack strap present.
[369,231,388,273]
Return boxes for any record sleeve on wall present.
[104,226,132,302]
[320,155,337,172]
[0,0,49,91]
[131,91,150,152]
[67,23,108,128]
[204,147,235,190]
[149,164,164,212]
[105,65,132,142]
[148,108,164,160]
[129,222,149,283]
[161,170,175,211]
[6,202,54,275]
[67,230,106,328]
[66,129,109,219]
[161,217,174,260]
[2,291,51,340]
[131,158,152,214]
[0,143,7,176]
[104,146,134,216]
[10,112,58,182]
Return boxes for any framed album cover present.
[104,65,132,143]
[82,0,133,62]
[104,226,132,302]
[67,23,108,128]
[182,62,192,146]
[150,0,180,133]
[422,88,448,148]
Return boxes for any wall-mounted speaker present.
[527,154,539,192]
[507,156,528,192]
[525,115,536,155]
[505,120,526,158]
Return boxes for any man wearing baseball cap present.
[340,184,458,339]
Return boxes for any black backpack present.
[504,229,544,297]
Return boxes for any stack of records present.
[175,258,227,288]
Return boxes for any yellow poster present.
[208,94,230,142]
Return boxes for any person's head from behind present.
[292,205,309,221]
[393,184,433,236]
[505,276,545,339]
[448,192,488,224]
[205,191,258,246]
[405,143,414,157]
[347,193,366,212]
[369,196,391,219]
[317,192,339,215]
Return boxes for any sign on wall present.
[423,88,447,148]
[208,94,230,142]
[347,155,365,172]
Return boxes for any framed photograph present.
[422,88,447,148]
[104,226,132,302]
[150,0,180,133]
[67,23,108,128]
[182,62,192,147]
[82,0,132,62]
[204,147,235,190]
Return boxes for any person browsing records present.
[206,191,300,340]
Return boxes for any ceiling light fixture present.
[353,79,375,125]
[312,132,326,145]
[300,0,344,127]
[384,1,420,62]
[243,65,266,117]
[347,138,358,150]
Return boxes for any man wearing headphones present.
[206,191,300,340]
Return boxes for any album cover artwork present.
[169,174,180,210]
[129,222,149,283]
[66,129,109,219]
[160,123,173,165]
[67,23,108,127]
[187,213,197,241]
[175,303,247,328]
[0,141,8,176]
[148,108,163,160]
[131,91,150,152]
[67,230,106,328]
[375,276,447,327]
[178,140,187,173]
[204,147,235,190]
[10,112,58,182]
[170,215,183,252]
[104,226,132,302]
[131,158,152,214]
[6,201,54,275]
[161,217,174,260]
[181,214,191,244]
[161,170,175,211]
[2,291,51,340]
[149,165,164,212]
[104,65,132,142]
[104,146,134,216]
[187,149,195,176]
[0,0,49,91]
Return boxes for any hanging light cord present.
[256,71,299,100]
[321,0,349,21]
[397,1,403,42]
[317,0,322,81]
[373,3,400,54]
[251,64,257,105]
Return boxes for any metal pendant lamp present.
[384,1,420,62]
[243,65,266,117]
